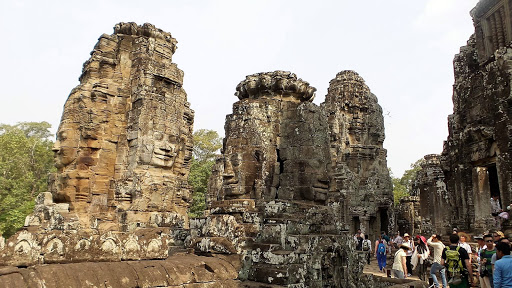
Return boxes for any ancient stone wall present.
[0,23,397,287]
[321,71,394,239]
[410,155,449,235]
[191,70,393,287]
[408,0,512,235]
[0,22,194,266]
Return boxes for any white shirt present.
[458,242,472,254]
[491,198,502,214]
[427,237,445,264]
[393,249,407,272]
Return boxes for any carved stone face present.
[139,129,180,169]
[52,125,79,169]
[221,151,262,199]
[149,131,178,168]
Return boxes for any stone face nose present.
[52,141,61,153]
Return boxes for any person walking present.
[362,234,372,264]
[393,232,404,249]
[428,234,447,288]
[392,243,410,279]
[442,233,474,288]
[412,235,430,281]
[403,233,414,276]
[375,236,387,272]
[479,234,496,288]
[493,241,512,288]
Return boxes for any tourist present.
[362,234,372,264]
[412,235,430,281]
[428,234,447,288]
[491,238,511,272]
[375,236,387,272]
[442,233,474,287]
[458,232,473,261]
[381,231,390,243]
[354,229,364,251]
[392,231,403,250]
[492,195,503,230]
[392,243,409,279]
[475,235,486,258]
[480,234,496,288]
[403,233,414,277]
[493,242,512,288]
[494,231,506,243]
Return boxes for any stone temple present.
[3,0,506,284]
[399,0,512,237]
[0,22,397,287]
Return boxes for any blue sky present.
[0,0,479,177]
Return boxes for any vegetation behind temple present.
[188,129,222,218]
[0,122,55,238]
[391,158,424,204]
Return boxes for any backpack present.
[444,246,464,276]
[378,242,386,254]
[362,240,370,251]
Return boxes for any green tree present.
[392,158,425,204]
[0,122,55,237]
[188,129,222,218]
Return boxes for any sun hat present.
[400,243,410,250]
[403,233,410,237]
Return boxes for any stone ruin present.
[322,71,393,238]
[401,0,512,236]
[0,23,399,287]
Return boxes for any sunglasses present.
[486,240,494,243]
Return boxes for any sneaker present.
[407,273,411,277]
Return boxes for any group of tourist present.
[355,228,512,288]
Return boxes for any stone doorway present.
[353,216,360,235]
[380,208,389,235]
[488,164,501,199]
[473,162,501,231]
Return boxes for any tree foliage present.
[391,158,425,205]
[0,122,55,237]
[188,129,222,218]
[192,129,223,163]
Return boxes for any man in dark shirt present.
[442,233,474,288]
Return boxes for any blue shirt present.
[494,255,512,288]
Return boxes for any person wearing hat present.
[392,243,409,279]
[403,233,415,276]
[474,235,486,263]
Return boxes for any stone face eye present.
[154,132,163,141]
[58,131,68,141]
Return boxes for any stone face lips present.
[0,22,194,265]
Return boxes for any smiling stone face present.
[140,131,179,168]
[52,125,79,169]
